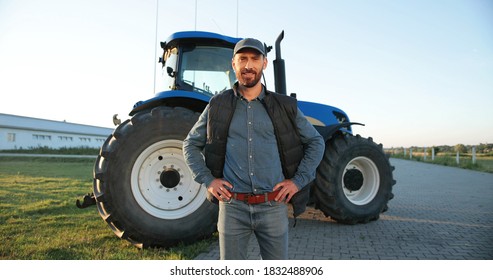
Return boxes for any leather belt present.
[231,189,281,204]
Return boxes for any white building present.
[0,113,114,150]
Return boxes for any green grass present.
[0,157,215,260]
[0,156,95,178]
[1,146,100,155]
[390,153,493,173]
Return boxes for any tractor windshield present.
[177,46,236,96]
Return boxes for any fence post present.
[424,146,427,161]
[410,148,413,159]
[432,147,435,161]
[404,148,407,157]
[456,152,460,165]
[472,146,476,164]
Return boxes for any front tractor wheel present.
[93,106,217,248]
[130,139,205,220]
[314,134,395,224]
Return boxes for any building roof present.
[0,113,113,136]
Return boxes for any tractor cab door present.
[161,44,236,96]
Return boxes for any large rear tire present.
[314,134,395,224]
[93,106,217,248]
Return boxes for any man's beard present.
[237,68,263,88]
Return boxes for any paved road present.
[195,158,493,260]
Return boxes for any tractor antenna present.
[236,0,239,36]
[195,0,198,30]
[153,0,159,94]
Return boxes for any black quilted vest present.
[204,88,303,180]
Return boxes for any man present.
[183,37,324,260]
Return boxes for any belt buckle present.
[233,193,249,203]
[244,193,254,204]
[248,193,269,204]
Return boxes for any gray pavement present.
[195,158,493,260]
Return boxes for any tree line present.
[387,143,493,156]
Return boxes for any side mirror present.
[167,67,176,78]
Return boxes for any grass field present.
[0,157,214,260]
[390,153,493,173]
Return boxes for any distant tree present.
[477,143,493,154]
[427,146,439,156]
[477,143,486,153]
[439,145,453,153]
[454,144,467,154]
[487,144,493,154]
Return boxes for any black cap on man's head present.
[233,38,266,56]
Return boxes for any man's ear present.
[263,57,268,70]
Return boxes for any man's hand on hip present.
[207,179,233,202]
[273,179,299,203]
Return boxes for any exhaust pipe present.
[273,31,287,95]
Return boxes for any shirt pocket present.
[254,120,277,144]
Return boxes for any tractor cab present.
[159,31,241,96]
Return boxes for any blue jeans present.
[217,198,289,260]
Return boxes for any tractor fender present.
[315,122,365,142]
[130,90,211,115]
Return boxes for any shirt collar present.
[233,82,266,101]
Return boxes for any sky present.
[0,0,492,148]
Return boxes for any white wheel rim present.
[342,156,380,205]
[130,139,206,219]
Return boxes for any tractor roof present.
[163,31,241,49]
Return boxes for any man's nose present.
[244,59,253,69]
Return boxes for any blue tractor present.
[85,31,395,248]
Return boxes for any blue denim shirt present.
[183,87,324,194]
